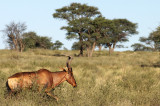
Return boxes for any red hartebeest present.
[6,56,77,101]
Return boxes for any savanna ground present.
[0,49,160,106]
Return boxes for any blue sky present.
[0,0,160,51]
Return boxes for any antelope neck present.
[52,71,67,87]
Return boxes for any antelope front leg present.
[45,88,59,101]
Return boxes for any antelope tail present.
[6,80,11,92]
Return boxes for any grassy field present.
[0,49,160,106]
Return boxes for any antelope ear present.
[63,67,68,72]
[59,67,64,71]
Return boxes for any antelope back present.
[7,69,53,91]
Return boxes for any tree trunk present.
[98,45,102,52]
[87,42,96,57]
[90,42,96,57]
[19,41,24,52]
[108,46,112,56]
[109,47,115,55]
[113,43,116,51]
[86,47,90,57]
[12,38,18,51]
[108,43,116,55]
[80,45,83,56]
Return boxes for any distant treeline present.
[2,22,64,52]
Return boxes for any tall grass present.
[0,49,160,106]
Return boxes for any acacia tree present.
[53,3,101,56]
[104,19,138,55]
[23,31,54,50]
[52,40,63,50]
[131,43,152,51]
[22,32,38,49]
[132,26,160,51]
[2,22,27,52]
[148,26,160,50]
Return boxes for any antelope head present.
[62,56,77,88]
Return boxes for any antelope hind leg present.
[5,90,12,99]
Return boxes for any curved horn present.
[66,56,72,69]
